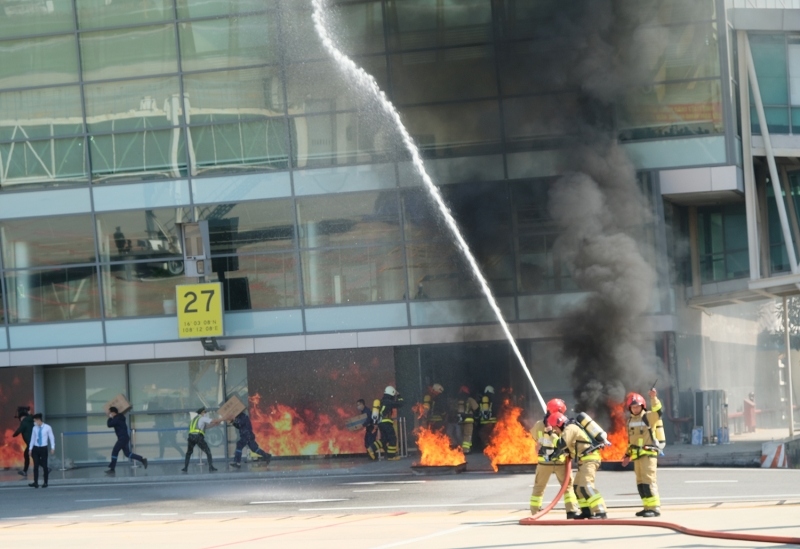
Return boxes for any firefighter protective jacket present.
[626,396,666,459]
[532,418,567,464]
[457,396,479,423]
[379,394,404,423]
[559,422,601,462]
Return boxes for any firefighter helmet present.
[384,386,397,396]
[546,398,567,414]
[459,385,470,395]
[546,412,568,430]
[626,392,646,410]
[432,383,444,394]
[484,385,495,395]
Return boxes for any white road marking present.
[371,515,518,549]
[76,498,122,502]
[250,499,348,505]
[194,511,247,515]
[46,515,80,519]
[2,516,37,520]
[92,514,125,517]
[301,502,524,511]
[353,489,400,493]
[685,480,738,483]
[343,481,425,485]
[141,513,178,516]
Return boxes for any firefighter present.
[229,411,272,468]
[548,412,608,519]
[622,389,666,517]
[367,386,404,461]
[478,385,497,448]
[181,407,221,473]
[421,383,445,430]
[529,398,579,518]
[456,386,479,453]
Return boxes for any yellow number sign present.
[176,282,224,338]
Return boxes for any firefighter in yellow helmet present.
[367,386,404,461]
[548,412,607,519]
[478,385,497,448]
[622,388,666,517]
[529,398,579,518]
[456,386,479,453]
[421,383,445,431]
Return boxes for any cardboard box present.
[217,395,246,421]
[345,414,366,432]
[104,394,132,415]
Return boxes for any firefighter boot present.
[640,509,661,518]
[573,507,592,520]
[565,511,578,519]
[589,512,608,520]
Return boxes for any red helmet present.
[546,398,567,414]
[459,385,470,395]
[546,412,568,430]
[626,392,646,410]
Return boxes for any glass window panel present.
[44,364,126,415]
[129,360,226,412]
[90,129,187,183]
[296,191,401,248]
[750,106,790,135]
[750,34,788,106]
[498,39,566,95]
[183,66,284,114]
[282,8,326,62]
[285,58,388,112]
[50,416,120,464]
[210,252,299,310]
[101,261,189,318]
[302,245,405,305]
[190,119,289,174]
[2,214,95,268]
[0,35,79,90]
[84,78,182,132]
[618,79,724,141]
[788,40,800,106]
[96,207,189,263]
[291,111,397,168]
[0,87,83,142]
[0,0,74,39]
[407,241,487,299]
[330,1,384,55]
[80,25,178,81]
[76,0,172,29]
[655,0,716,24]
[387,0,493,50]
[504,94,579,145]
[791,107,800,134]
[179,14,279,71]
[129,411,189,461]
[177,0,274,19]
[638,23,720,82]
[390,46,497,104]
[196,198,295,253]
[398,101,502,157]
[0,137,88,188]
[7,267,101,322]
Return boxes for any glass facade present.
[749,33,800,135]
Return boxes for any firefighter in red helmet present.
[622,388,665,517]
[529,398,579,518]
[547,412,607,519]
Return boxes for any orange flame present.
[0,428,25,469]
[248,393,364,456]
[483,405,537,471]
[599,401,628,461]
[415,426,465,466]
[411,402,426,420]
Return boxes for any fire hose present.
[519,460,800,545]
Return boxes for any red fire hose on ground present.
[519,460,800,545]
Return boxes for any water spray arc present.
[310,0,546,413]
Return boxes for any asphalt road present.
[1,467,799,548]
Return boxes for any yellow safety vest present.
[189,415,205,436]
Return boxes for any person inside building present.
[421,383,445,430]
[548,412,607,519]
[229,411,271,468]
[367,386,404,461]
[356,399,377,456]
[622,388,666,517]
[478,385,498,448]
[28,413,54,489]
[529,398,579,519]
[181,407,221,473]
[105,406,148,474]
[456,386,479,453]
[13,405,33,477]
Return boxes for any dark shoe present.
[589,513,608,520]
[566,512,578,520]
[142,458,148,470]
[28,483,38,488]
[640,510,660,518]
[104,469,115,474]
[17,470,26,477]
[230,462,241,468]
[209,466,218,472]
[180,468,188,473]
[573,509,592,520]
[41,484,48,488]
[635,509,648,517]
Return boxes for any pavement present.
[0,433,784,487]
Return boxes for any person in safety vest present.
[420,383,445,430]
[478,385,497,448]
[548,412,608,519]
[621,388,666,517]
[456,386,480,453]
[181,407,221,473]
[229,411,272,469]
[529,398,579,518]
[367,386,404,461]
[105,406,148,474]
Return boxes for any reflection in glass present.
[329,1,384,55]
[0,137,87,187]
[177,0,274,19]
[101,261,187,318]
[0,0,74,39]
[44,364,126,415]
[80,25,178,81]
[90,129,187,183]
[637,23,720,82]
[76,0,172,29]
[399,101,501,157]
[7,267,101,322]
[0,87,83,142]
[129,360,225,413]
[196,198,295,254]
[503,95,579,146]
[211,252,299,310]
[386,0,492,50]
[1,214,95,268]
[284,58,388,112]
[133,411,189,461]
[0,35,79,90]
[190,120,289,174]
[297,191,401,248]
[179,14,279,71]
[302,245,404,306]
[183,66,283,113]
[97,208,190,263]
[49,416,119,464]
[84,78,182,132]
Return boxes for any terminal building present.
[0,0,798,466]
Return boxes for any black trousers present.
[22,442,30,472]
[184,434,213,468]
[31,446,49,485]
[109,438,144,469]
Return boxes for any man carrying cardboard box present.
[229,411,271,468]
[105,407,148,474]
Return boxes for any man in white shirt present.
[181,407,221,473]
[28,413,55,488]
